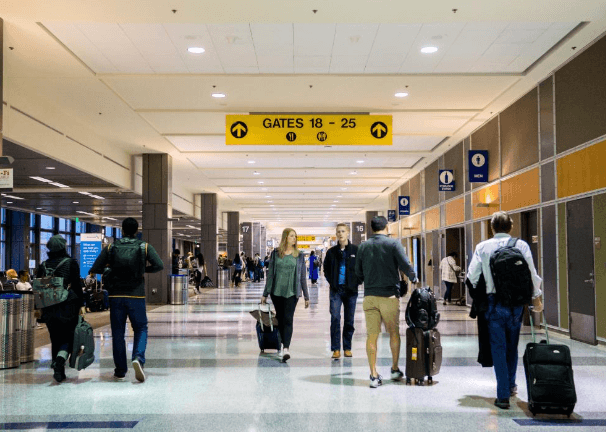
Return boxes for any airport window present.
[58,218,70,232]
[106,226,113,238]
[39,231,53,263]
[115,228,122,239]
[75,222,87,233]
[40,215,54,230]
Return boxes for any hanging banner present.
[468,150,489,183]
[398,196,410,216]
[80,233,103,279]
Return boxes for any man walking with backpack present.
[355,216,418,388]
[91,218,164,382]
[467,211,543,409]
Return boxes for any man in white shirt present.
[467,211,543,410]
[440,252,461,305]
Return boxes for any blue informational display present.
[439,169,455,191]
[398,196,410,216]
[469,150,489,183]
[387,210,396,222]
[80,234,103,279]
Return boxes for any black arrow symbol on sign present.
[371,122,388,139]
[231,121,248,138]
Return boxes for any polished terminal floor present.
[2,278,606,431]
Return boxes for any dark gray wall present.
[199,193,217,287]
[227,212,239,262]
[541,162,556,203]
[470,117,500,187]
[539,76,555,160]
[424,159,440,209]
[541,205,558,326]
[443,141,464,201]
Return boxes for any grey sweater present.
[263,250,309,300]
[355,234,417,297]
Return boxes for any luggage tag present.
[412,347,418,361]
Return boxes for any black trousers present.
[46,317,79,360]
[232,269,242,286]
[271,295,298,348]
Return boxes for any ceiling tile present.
[257,55,294,73]
[332,24,378,56]
[207,24,258,68]
[294,24,336,56]
[399,23,466,73]
[294,56,331,73]
[250,24,293,56]
[119,24,178,57]
[329,55,368,74]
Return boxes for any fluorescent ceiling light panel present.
[49,182,70,188]
[76,211,96,217]
[395,92,409,97]
[188,47,206,54]
[211,93,226,98]
[421,46,438,53]
[1,194,24,200]
[30,176,52,183]
[78,192,92,196]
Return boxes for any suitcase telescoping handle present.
[258,303,274,332]
[528,306,549,345]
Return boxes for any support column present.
[241,222,252,256]
[260,225,267,257]
[366,211,379,232]
[143,153,172,304]
[199,193,217,287]
[253,222,261,255]
[352,221,366,245]
[227,211,240,262]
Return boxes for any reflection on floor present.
[2,279,606,431]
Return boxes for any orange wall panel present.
[445,198,465,226]
[425,207,441,231]
[472,184,501,219]
[501,168,540,211]
[401,214,421,237]
[388,222,399,236]
[557,139,606,198]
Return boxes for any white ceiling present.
[2,0,606,232]
[43,22,578,74]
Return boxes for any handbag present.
[249,303,279,330]
[70,315,95,370]
[32,258,72,309]
[201,276,213,288]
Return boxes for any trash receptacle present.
[0,293,23,370]
[19,292,36,363]
[218,268,230,288]
[169,275,188,305]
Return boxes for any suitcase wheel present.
[405,378,411,385]
[415,379,424,386]
[260,349,265,353]
[427,377,433,385]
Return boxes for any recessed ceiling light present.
[331,204,336,207]
[265,195,271,198]
[345,181,351,184]
[350,171,357,175]
[258,181,264,184]
[211,93,226,98]
[248,160,256,164]
[36,207,43,210]
[253,171,260,175]
[341,188,348,190]
[395,92,409,98]
[6,201,12,204]
[267,201,273,203]
[270,205,275,207]
[188,47,205,54]
[73,201,79,204]
[356,160,365,164]
[46,166,55,170]
[337,195,342,198]
[421,46,438,54]
[334,201,339,203]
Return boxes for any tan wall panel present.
[501,168,540,212]
[409,174,422,214]
[445,198,465,227]
[425,207,441,231]
[389,190,398,213]
[557,139,606,198]
[388,221,399,237]
[401,214,421,237]
[472,184,501,219]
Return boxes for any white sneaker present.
[132,359,145,383]
[278,349,284,360]
[370,374,383,388]
[282,348,290,362]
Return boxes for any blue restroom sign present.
[398,196,410,216]
[388,210,396,222]
[468,150,489,183]
[439,170,455,192]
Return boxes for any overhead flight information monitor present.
[226,114,392,145]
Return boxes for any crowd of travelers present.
[29,211,543,409]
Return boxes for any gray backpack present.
[69,316,95,370]
[32,258,71,309]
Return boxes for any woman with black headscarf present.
[36,235,84,383]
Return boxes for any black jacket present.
[323,241,360,293]
[36,253,84,322]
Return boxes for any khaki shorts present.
[363,296,400,335]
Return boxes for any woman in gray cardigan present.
[261,228,309,362]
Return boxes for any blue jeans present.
[444,281,454,302]
[330,288,358,351]
[109,297,148,376]
[485,295,523,400]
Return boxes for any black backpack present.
[405,287,440,330]
[107,239,147,288]
[489,237,533,308]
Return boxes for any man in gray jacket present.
[356,216,417,388]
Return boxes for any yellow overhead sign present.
[298,244,311,249]
[226,114,392,145]
[297,236,316,242]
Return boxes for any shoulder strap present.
[50,257,71,275]
[506,237,518,248]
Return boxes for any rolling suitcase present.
[405,327,442,385]
[523,310,576,417]
[251,304,281,353]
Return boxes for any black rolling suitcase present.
[405,327,442,385]
[523,310,576,417]
[251,304,281,353]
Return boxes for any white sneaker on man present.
[282,348,290,362]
